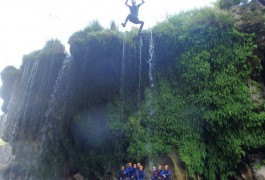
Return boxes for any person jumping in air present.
[122,0,145,35]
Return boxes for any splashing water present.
[137,36,143,110]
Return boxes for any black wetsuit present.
[118,170,127,180]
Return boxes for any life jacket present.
[118,170,126,180]
[163,170,171,180]
[157,169,163,178]
[126,167,133,177]
[132,168,137,177]
[139,170,145,179]
[150,170,157,180]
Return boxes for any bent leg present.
[122,15,130,27]
[138,21,144,35]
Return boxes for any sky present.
[0,0,213,114]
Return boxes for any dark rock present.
[229,0,265,50]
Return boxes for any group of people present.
[150,164,171,180]
[118,162,171,180]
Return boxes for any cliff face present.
[0,31,151,179]
[0,40,66,179]
[0,3,265,180]
[230,0,265,86]
[230,0,265,50]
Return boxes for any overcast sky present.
[0,0,213,113]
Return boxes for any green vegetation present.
[123,7,265,179]
[22,39,65,64]
[2,4,265,180]
[36,7,264,179]
[253,159,265,170]
[213,0,249,9]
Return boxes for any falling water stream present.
[0,59,40,179]
[19,60,39,138]
[120,33,126,100]
[136,36,143,161]
[137,36,143,110]
[146,31,155,157]
[148,31,155,116]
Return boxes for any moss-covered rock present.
[0,66,19,112]
[230,0,265,50]
[1,5,265,180]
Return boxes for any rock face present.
[0,6,265,179]
[0,40,66,179]
[0,34,149,179]
[254,166,265,180]
[0,139,13,179]
[230,0,265,88]
[230,0,265,50]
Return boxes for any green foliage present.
[84,20,104,33]
[41,39,65,56]
[69,20,104,44]
[106,99,128,163]
[28,6,264,180]
[253,159,265,170]
[126,7,265,179]
[213,0,249,9]
[125,79,207,177]
[22,39,65,64]
[110,20,118,31]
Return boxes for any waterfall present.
[137,36,143,110]
[45,55,73,130]
[4,59,40,140]
[18,60,39,138]
[0,59,41,179]
[0,115,7,138]
[146,31,155,155]
[36,55,74,177]
[120,33,126,100]
[148,31,155,116]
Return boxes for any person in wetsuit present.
[122,0,145,35]
[137,165,146,180]
[131,163,138,180]
[125,162,134,179]
[150,166,158,180]
[157,165,163,180]
[160,165,171,180]
[118,166,127,180]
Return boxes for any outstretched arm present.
[125,0,130,7]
